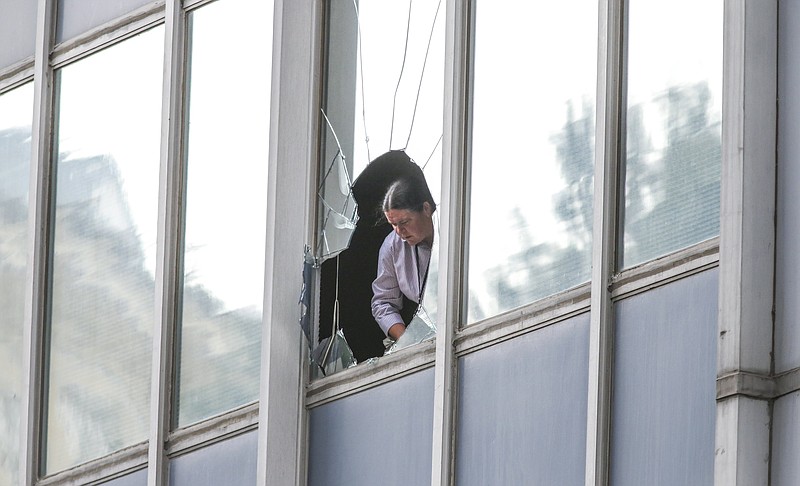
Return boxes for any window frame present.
[302,2,724,486]
[15,0,272,484]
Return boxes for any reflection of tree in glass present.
[474,101,595,319]
[624,82,721,267]
[477,81,720,316]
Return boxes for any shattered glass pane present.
[312,329,358,377]
[385,305,436,355]
[621,0,722,269]
[467,0,597,323]
[299,248,315,348]
[318,0,445,260]
[307,0,445,375]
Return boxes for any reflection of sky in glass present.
[468,0,598,322]
[56,29,164,275]
[181,0,271,313]
[0,83,34,127]
[177,0,272,426]
[626,1,723,137]
[47,26,163,473]
[0,82,34,486]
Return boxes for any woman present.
[371,176,436,341]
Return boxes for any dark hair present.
[382,176,437,214]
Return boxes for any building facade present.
[0,0,798,485]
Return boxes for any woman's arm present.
[371,236,406,337]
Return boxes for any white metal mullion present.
[147,0,186,484]
[585,0,625,484]
[20,0,56,483]
[256,0,312,484]
[430,0,467,485]
[714,1,777,485]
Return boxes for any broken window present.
[301,0,445,376]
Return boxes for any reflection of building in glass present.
[0,126,262,473]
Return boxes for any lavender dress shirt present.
[371,231,432,335]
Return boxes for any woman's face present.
[385,202,434,246]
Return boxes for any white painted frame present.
[256,0,318,485]
[20,0,56,482]
[715,1,777,485]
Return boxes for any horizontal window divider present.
[36,442,147,486]
[610,237,720,301]
[454,284,591,358]
[715,367,800,401]
[166,402,259,457]
[775,366,800,399]
[716,370,775,401]
[51,1,166,68]
[0,57,34,91]
[183,0,220,13]
[305,339,437,409]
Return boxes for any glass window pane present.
[0,0,37,69]
[56,0,155,43]
[610,270,717,485]
[314,0,445,366]
[467,0,597,323]
[176,0,272,427]
[46,27,164,473]
[621,0,722,268]
[0,82,34,486]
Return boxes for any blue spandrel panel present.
[169,431,257,486]
[772,391,800,486]
[308,368,434,486]
[0,0,37,69]
[57,0,154,43]
[455,314,590,485]
[776,0,800,373]
[99,468,147,485]
[610,269,718,486]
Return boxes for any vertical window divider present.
[585,0,625,484]
[715,2,777,484]
[20,0,56,483]
[256,0,312,484]
[430,1,468,484]
[148,1,187,485]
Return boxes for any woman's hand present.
[387,323,406,340]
